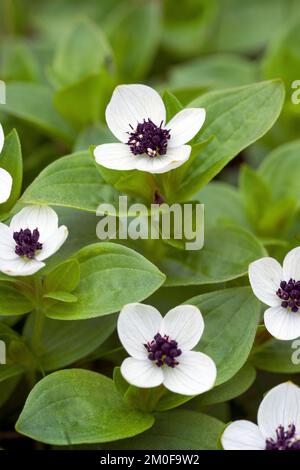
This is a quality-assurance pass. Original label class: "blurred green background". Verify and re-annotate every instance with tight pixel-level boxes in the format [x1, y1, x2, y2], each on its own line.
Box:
[0, 0, 300, 188]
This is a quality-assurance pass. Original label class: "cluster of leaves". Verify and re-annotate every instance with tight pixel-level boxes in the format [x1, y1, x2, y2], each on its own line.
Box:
[0, 0, 300, 450]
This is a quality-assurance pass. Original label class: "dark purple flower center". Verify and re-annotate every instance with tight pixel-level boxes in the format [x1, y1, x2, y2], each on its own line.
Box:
[144, 333, 182, 368]
[266, 424, 300, 450]
[276, 279, 300, 312]
[127, 119, 170, 158]
[13, 228, 43, 259]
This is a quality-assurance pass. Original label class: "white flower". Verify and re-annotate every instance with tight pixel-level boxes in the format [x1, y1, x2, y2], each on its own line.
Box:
[117, 303, 216, 396]
[94, 84, 206, 174]
[0, 124, 12, 204]
[249, 247, 300, 340]
[0, 205, 68, 276]
[222, 382, 300, 450]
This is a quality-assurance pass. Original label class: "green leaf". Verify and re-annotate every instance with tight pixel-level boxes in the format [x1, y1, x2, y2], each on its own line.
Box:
[177, 80, 284, 200]
[3, 82, 75, 143]
[0, 129, 23, 213]
[167, 136, 215, 194]
[209, 0, 292, 53]
[0, 375, 20, 408]
[113, 171, 157, 203]
[252, 338, 300, 373]
[0, 364, 25, 383]
[155, 390, 194, 412]
[53, 71, 115, 127]
[169, 54, 258, 90]
[41, 207, 99, 271]
[95, 157, 157, 203]
[44, 259, 80, 293]
[19, 151, 120, 213]
[196, 364, 256, 406]
[16, 369, 155, 445]
[187, 287, 261, 385]
[155, 365, 256, 411]
[113, 367, 130, 397]
[196, 182, 249, 230]
[160, 225, 266, 286]
[105, 1, 161, 81]
[262, 18, 300, 91]
[51, 18, 113, 87]
[73, 123, 114, 152]
[109, 410, 224, 450]
[43, 291, 77, 303]
[0, 39, 40, 82]
[239, 164, 272, 228]
[162, 0, 217, 57]
[259, 139, 300, 202]
[0, 323, 35, 376]
[0, 285, 33, 316]
[23, 315, 116, 371]
[257, 140, 300, 235]
[44, 243, 165, 320]
[258, 198, 298, 237]
[163, 90, 183, 122]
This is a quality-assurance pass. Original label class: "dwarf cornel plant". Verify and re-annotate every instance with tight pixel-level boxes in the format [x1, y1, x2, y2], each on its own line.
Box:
[0, 0, 300, 451]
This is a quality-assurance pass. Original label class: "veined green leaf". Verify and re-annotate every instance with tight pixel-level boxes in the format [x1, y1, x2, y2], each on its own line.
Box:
[45, 243, 165, 320]
[16, 369, 155, 445]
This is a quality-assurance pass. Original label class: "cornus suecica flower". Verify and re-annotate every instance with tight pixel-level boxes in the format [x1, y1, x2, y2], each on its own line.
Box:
[0, 205, 68, 276]
[0, 124, 12, 204]
[94, 84, 206, 174]
[117, 303, 217, 396]
[222, 382, 300, 451]
[249, 247, 300, 340]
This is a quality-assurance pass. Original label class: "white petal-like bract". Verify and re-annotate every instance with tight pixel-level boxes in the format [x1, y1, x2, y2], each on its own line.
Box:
[160, 305, 204, 351]
[264, 306, 300, 341]
[167, 108, 206, 147]
[106, 84, 166, 143]
[257, 382, 300, 440]
[0, 124, 4, 153]
[248, 257, 282, 307]
[0, 223, 16, 260]
[10, 205, 59, 242]
[283, 247, 300, 282]
[135, 145, 191, 174]
[162, 351, 216, 396]
[117, 303, 162, 360]
[221, 421, 265, 450]
[120, 357, 164, 388]
[94, 143, 137, 170]
[0, 257, 45, 277]
[0, 168, 12, 204]
[35, 225, 68, 261]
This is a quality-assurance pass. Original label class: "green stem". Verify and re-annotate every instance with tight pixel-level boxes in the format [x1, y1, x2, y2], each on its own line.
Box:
[30, 277, 45, 353]
[139, 385, 166, 412]
[30, 307, 45, 353]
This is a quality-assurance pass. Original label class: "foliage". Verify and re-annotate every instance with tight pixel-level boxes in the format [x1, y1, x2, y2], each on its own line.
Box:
[0, 0, 299, 451]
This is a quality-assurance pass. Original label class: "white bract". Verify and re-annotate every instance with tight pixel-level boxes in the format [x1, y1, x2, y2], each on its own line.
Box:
[222, 382, 300, 451]
[0, 205, 68, 276]
[249, 247, 300, 340]
[117, 303, 216, 396]
[94, 84, 206, 174]
[0, 123, 13, 204]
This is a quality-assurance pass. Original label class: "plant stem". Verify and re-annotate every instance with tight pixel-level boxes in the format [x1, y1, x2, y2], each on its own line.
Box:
[30, 307, 45, 353]
[30, 277, 44, 353]
[140, 385, 165, 412]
